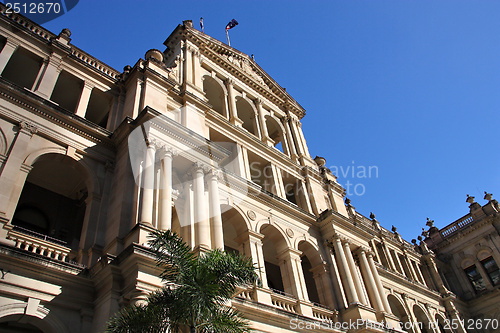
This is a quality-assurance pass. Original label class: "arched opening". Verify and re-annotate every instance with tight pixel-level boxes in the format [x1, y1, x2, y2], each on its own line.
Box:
[388, 294, 410, 332]
[265, 116, 285, 153]
[203, 76, 226, 117]
[260, 224, 288, 294]
[298, 241, 324, 305]
[435, 314, 452, 333]
[12, 154, 89, 251]
[0, 314, 57, 333]
[221, 206, 248, 255]
[236, 98, 258, 136]
[413, 304, 432, 333]
[0, 321, 44, 332]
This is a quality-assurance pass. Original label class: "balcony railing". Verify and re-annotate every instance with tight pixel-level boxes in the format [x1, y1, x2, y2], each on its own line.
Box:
[440, 214, 474, 238]
[7, 226, 73, 263]
[311, 303, 337, 322]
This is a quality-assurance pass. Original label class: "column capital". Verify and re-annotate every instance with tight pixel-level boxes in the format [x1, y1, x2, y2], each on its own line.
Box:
[157, 145, 178, 159]
[255, 98, 263, 106]
[225, 77, 234, 86]
[19, 121, 38, 136]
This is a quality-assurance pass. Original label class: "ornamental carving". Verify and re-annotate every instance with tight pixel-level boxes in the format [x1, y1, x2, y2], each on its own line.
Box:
[247, 210, 256, 221]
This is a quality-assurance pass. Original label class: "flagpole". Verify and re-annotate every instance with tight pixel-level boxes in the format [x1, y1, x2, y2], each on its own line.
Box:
[226, 29, 230, 47]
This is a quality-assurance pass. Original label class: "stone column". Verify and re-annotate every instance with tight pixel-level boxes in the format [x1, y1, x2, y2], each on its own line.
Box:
[34, 52, 63, 98]
[192, 49, 202, 89]
[393, 250, 405, 275]
[382, 242, 396, 271]
[311, 264, 336, 308]
[358, 249, 385, 312]
[370, 239, 382, 263]
[367, 252, 391, 313]
[255, 99, 272, 145]
[241, 231, 268, 288]
[208, 169, 223, 249]
[140, 142, 156, 225]
[0, 122, 37, 221]
[406, 256, 419, 282]
[270, 164, 286, 199]
[184, 44, 193, 85]
[0, 39, 18, 74]
[225, 79, 241, 126]
[332, 237, 359, 305]
[344, 242, 368, 305]
[415, 263, 427, 285]
[158, 148, 174, 231]
[193, 163, 210, 251]
[327, 246, 348, 309]
[277, 248, 310, 301]
[283, 116, 299, 162]
[75, 81, 94, 117]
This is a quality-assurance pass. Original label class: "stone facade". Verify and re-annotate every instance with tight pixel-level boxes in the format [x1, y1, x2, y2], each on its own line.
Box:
[0, 7, 490, 333]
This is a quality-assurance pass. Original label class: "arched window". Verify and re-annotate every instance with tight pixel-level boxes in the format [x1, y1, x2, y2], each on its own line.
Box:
[236, 98, 258, 136]
[203, 76, 226, 117]
[265, 116, 285, 154]
[260, 224, 287, 294]
[13, 153, 88, 249]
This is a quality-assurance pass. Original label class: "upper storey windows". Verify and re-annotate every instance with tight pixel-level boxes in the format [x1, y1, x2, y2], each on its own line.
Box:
[202, 73, 295, 159]
[2, 46, 42, 89]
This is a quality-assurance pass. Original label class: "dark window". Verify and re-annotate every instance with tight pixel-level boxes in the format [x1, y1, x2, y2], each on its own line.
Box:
[481, 257, 500, 286]
[1, 47, 42, 89]
[464, 265, 486, 292]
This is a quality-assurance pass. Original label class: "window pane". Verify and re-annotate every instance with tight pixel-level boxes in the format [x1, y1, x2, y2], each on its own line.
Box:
[464, 265, 486, 292]
[481, 257, 500, 286]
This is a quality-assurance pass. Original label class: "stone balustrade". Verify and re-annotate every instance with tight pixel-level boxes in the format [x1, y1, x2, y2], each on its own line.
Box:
[270, 291, 298, 313]
[7, 227, 71, 262]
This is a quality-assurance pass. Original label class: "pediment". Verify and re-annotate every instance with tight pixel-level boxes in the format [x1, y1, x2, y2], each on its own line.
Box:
[163, 24, 306, 118]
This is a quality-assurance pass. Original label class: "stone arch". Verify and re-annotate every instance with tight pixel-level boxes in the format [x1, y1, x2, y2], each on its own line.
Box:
[435, 313, 452, 333]
[203, 75, 228, 118]
[236, 96, 259, 137]
[0, 127, 7, 156]
[0, 302, 69, 333]
[265, 115, 287, 154]
[413, 304, 433, 333]
[298, 239, 326, 305]
[476, 246, 493, 261]
[221, 204, 251, 254]
[259, 223, 290, 293]
[14, 151, 97, 253]
[387, 294, 411, 331]
[24, 147, 99, 195]
[460, 255, 475, 269]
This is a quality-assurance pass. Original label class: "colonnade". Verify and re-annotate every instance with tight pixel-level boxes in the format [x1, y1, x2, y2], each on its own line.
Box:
[330, 235, 391, 313]
[137, 141, 224, 251]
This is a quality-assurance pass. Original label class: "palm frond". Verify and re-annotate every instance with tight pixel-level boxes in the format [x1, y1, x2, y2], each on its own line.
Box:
[148, 229, 196, 283]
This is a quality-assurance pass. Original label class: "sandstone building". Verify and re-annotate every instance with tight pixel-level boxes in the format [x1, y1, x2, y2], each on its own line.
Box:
[0, 6, 495, 332]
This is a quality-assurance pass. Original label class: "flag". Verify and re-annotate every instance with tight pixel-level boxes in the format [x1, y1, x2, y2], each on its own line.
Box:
[225, 19, 238, 31]
[200, 17, 204, 32]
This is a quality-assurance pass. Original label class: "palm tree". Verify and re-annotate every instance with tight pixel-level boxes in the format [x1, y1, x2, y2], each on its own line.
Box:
[105, 229, 258, 333]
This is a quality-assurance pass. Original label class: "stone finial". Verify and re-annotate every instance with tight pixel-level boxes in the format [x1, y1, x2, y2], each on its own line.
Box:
[426, 218, 434, 228]
[411, 239, 417, 245]
[345, 197, 351, 205]
[183, 20, 193, 28]
[417, 235, 423, 241]
[484, 191, 493, 202]
[123, 65, 132, 74]
[391, 225, 397, 233]
[314, 156, 326, 167]
[421, 228, 429, 238]
[466, 194, 475, 204]
[145, 49, 164, 62]
[59, 28, 71, 38]
[370, 212, 376, 220]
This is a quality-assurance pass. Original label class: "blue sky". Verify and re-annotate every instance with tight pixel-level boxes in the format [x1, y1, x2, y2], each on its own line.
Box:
[39, 0, 500, 241]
